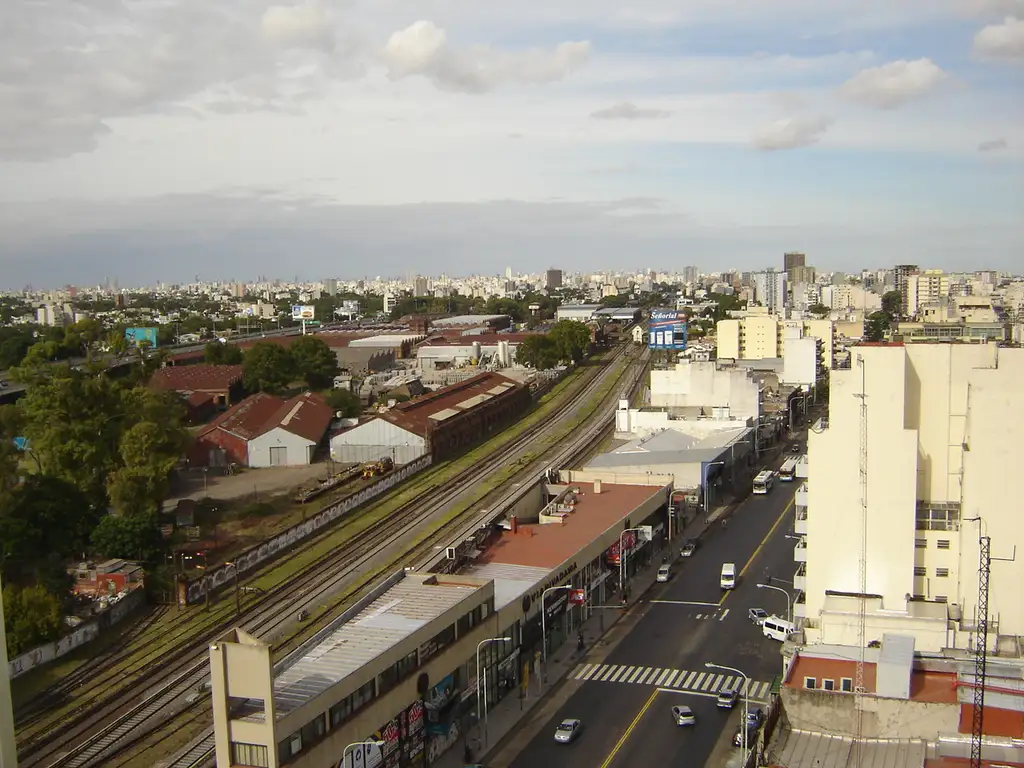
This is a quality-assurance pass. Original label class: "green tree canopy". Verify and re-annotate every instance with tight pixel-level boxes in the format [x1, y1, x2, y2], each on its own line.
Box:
[90, 511, 166, 563]
[204, 341, 244, 365]
[513, 335, 560, 370]
[323, 388, 363, 418]
[290, 336, 341, 389]
[2, 583, 64, 657]
[881, 290, 903, 320]
[807, 303, 830, 317]
[864, 311, 891, 342]
[243, 342, 296, 393]
[548, 320, 592, 364]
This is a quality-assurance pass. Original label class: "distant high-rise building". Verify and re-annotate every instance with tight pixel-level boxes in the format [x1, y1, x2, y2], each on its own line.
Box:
[784, 252, 806, 284]
[413, 277, 429, 296]
[894, 264, 920, 316]
[683, 266, 698, 285]
[324, 278, 338, 296]
[546, 268, 563, 290]
[753, 268, 787, 313]
[505, 266, 513, 280]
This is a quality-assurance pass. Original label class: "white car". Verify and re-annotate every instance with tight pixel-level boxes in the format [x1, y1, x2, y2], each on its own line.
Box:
[656, 564, 672, 582]
[554, 718, 583, 744]
[671, 705, 696, 726]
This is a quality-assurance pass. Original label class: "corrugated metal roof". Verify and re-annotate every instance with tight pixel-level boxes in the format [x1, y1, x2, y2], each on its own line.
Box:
[457, 394, 492, 410]
[773, 729, 926, 768]
[461, 562, 550, 610]
[272, 576, 482, 715]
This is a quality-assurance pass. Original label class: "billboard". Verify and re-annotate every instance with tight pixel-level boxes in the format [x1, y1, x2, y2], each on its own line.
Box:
[125, 327, 159, 348]
[648, 310, 688, 350]
[291, 305, 315, 320]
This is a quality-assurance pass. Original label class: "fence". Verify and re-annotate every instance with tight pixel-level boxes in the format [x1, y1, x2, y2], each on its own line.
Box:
[182, 454, 433, 605]
[7, 587, 146, 680]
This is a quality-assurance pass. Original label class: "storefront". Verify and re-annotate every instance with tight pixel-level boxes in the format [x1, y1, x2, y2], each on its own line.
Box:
[343, 698, 426, 768]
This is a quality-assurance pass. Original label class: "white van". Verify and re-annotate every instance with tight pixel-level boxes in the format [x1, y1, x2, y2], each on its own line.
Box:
[762, 615, 796, 641]
[720, 563, 736, 590]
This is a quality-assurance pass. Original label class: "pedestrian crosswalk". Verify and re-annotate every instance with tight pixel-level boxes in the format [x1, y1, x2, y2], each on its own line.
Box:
[568, 663, 772, 700]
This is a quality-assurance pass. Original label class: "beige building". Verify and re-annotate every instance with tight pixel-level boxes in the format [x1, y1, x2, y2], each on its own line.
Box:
[717, 316, 835, 369]
[905, 269, 950, 317]
[798, 343, 1024, 656]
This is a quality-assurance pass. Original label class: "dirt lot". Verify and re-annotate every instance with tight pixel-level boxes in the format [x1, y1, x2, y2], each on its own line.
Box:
[165, 463, 332, 506]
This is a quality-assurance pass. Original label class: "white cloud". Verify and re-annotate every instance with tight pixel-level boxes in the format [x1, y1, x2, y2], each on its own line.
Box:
[382, 20, 591, 93]
[973, 16, 1024, 60]
[590, 102, 672, 119]
[752, 115, 833, 150]
[978, 137, 1009, 150]
[839, 58, 948, 109]
[261, 3, 335, 50]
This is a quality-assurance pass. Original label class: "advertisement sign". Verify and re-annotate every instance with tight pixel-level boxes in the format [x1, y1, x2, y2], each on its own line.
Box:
[568, 589, 586, 606]
[291, 305, 316, 320]
[648, 309, 688, 350]
[125, 327, 159, 348]
[606, 532, 637, 565]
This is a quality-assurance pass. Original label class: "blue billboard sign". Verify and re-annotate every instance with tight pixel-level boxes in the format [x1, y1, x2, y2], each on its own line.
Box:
[648, 310, 688, 350]
[125, 327, 159, 348]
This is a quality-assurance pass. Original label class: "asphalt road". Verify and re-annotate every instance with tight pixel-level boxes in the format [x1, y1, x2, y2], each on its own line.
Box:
[503, 453, 802, 768]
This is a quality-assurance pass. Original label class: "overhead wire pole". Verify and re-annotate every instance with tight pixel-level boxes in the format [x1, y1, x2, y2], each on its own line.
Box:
[851, 354, 869, 767]
[970, 534, 991, 768]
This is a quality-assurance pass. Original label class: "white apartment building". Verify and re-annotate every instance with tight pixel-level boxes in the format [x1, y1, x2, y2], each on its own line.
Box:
[753, 269, 787, 313]
[820, 284, 882, 313]
[905, 270, 950, 317]
[648, 360, 763, 421]
[799, 343, 1024, 655]
[716, 316, 835, 369]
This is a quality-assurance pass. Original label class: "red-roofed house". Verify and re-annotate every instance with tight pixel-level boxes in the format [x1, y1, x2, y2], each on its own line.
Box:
[189, 392, 332, 468]
[150, 364, 245, 408]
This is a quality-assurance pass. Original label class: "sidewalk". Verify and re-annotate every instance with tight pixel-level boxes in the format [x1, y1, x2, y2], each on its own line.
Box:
[431, 510, 721, 768]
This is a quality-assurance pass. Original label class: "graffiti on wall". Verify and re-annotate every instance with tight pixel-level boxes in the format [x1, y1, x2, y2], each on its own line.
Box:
[184, 455, 433, 605]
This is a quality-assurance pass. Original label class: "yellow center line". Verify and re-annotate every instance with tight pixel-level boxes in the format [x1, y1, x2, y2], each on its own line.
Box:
[718, 497, 795, 606]
[598, 687, 660, 768]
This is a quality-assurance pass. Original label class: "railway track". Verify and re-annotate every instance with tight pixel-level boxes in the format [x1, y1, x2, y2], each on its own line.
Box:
[22, 341, 644, 768]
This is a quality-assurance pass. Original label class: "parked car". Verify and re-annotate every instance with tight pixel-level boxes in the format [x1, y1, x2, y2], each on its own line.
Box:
[680, 539, 698, 557]
[748, 608, 768, 625]
[716, 688, 739, 709]
[671, 705, 696, 726]
[656, 564, 672, 582]
[788, 443, 801, 454]
[746, 707, 765, 727]
[554, 718, 583, 744]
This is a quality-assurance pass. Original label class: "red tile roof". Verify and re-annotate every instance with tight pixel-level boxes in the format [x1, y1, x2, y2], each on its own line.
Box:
[479, 482, 663, 569]
[198, 392, 331, 444]
[150, 364, 243, 392]
[198, 393, 284, 441]
[380, 372, 524, 437]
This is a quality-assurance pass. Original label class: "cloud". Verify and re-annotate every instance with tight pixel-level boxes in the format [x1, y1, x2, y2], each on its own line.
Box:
[977, 137, 1009, 151]
[382, 20, 591, 93]
[261, 3, 335, 50]
[973, 16, 1024, 60]
[590, 102, 672, 120]
[752, 115, 833, 150]
[839, 58, 948, 108]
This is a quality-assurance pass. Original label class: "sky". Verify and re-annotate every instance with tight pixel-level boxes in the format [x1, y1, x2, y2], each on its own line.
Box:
[0, 0, 1022, 288]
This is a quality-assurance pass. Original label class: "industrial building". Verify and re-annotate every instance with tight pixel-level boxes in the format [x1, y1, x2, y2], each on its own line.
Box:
[149, 363, 245, 408]
[798, 343, 1024, 657]
[208, 471, 671, 768]
[190, 392, 332, 468]
[556, 305, 602, 322]
[428, 315, 511, 335]
[330, 372, 529, 465]
[415, 333, 534, 371]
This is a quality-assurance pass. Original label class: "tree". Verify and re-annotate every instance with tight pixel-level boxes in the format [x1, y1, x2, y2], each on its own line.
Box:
[548, 320, 592, 364]
[204, 341, 243, 365]
[90, 511, 166, 563]
[807, 303, 830, 318]
[290, 336, 341, 389]
[243, 342, 296, 393]
[323, 388, 363, 418]
[864, 311, 890, 342]
[514, 335, 560, 370]
[881, 290, 903, 320]
[2, 583, 64, 657]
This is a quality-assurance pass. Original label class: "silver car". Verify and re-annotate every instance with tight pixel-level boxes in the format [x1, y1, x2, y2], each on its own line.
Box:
[671, 705, 696, 726]
[656, 564, 672, 582]
[554, 718, 583, 744]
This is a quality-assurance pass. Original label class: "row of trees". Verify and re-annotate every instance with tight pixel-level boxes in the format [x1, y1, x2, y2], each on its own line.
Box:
[511, 321, 593, 370]
[205, 336, 343, 394]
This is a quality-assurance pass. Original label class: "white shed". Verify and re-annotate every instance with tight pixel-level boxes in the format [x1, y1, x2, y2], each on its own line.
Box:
[330, 417, 427, 465]
[249, 427, 317, 468]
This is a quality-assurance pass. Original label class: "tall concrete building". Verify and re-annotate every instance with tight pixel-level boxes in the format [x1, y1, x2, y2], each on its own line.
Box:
[799, 343, 1024, 655]
[683, 265, 698, 285]
[546, 268, 563, 290]
[905, 269, 950, 317]
[753, 268, 787, 313]
[413, 276, 429, 297]
[0, 577, 16, 768]
[324, 278, 338, 297]
[784, 252, 806, 283]
[894, 264, 920, 316]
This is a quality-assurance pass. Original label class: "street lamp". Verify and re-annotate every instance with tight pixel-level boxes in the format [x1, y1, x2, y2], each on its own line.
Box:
[618, 527, 648, 604]
[342, 739, 385, 765]
[702, 461, 725, 517]
[541, 586, 573, 680]
[706, 661, 750, 761]
[789, 393, 808, 434]
[757, 582, 792, 623]
[476, 636, 511, 746]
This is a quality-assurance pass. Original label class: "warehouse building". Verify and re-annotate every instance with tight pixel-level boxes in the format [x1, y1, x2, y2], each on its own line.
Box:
[149, 364, 245, 408]
[330, 372, 529, 465]
[429, 314, 511, 335]
[556, 304, 601, 322]
[415, 333, 540, 371]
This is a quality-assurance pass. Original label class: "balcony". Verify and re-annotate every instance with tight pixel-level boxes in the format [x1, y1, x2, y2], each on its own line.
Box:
[793, 538, 808, 563]
[794, 590, 806, 619]
[794, 563, 806, 592]
[795, 482, 809, 511]
[794, 507, 808, 535]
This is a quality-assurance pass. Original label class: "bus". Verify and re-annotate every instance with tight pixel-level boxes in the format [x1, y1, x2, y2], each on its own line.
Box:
[752, 470, 775, 495]
[778, 458, 798, 482]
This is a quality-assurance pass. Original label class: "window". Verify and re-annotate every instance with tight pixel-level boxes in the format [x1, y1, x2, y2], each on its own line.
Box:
[378, 665, 398, 696]
[299, 715, 326, 749]
[397, 649, 418, 681]
[915, 539, 927, 548]
[823, 679, 835, 691]
[231, 742, 269, 767]
[937, 539, 951, 549]
[935, 568, 949, 577]
[278, 733, 303, 762]
[804, 677, 817, 689]
[352, 680, 375, 712]
[841, 678, 853, 692]
[913, 566, 926, 576]
[329, 696, 351, 727]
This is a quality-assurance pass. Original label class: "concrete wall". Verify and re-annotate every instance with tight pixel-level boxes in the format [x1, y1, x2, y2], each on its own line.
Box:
[782, 336, 818, 388]
[649, 361, 761, 420]
[781, 687, 959, 740]
[249, 428, 315, 468]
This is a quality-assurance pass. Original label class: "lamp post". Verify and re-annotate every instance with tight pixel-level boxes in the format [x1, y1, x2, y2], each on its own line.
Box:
[476, 636, 511, 747]
[223, 561, 241, 617]
[757, 582, 792, 623]
[342, 739, 385, 766]
[702, 461, 725, 518]
[707, 661, 750, 762]
[541, 586, 573, 681]
[789, 393, 808, 434]
[618, 527, 647, 604]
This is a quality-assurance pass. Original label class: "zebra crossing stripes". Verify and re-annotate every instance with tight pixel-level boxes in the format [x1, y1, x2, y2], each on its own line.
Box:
[569, 662, 772, 700]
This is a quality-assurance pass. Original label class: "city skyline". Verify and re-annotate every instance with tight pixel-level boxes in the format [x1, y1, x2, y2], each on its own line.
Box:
[1, 1, 1021, 286]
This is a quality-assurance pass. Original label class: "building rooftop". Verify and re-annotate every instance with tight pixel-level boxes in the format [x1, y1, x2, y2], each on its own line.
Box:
[198, 391, 331, 443]
[585, 426, 750, 470]
[479, 481, 664, 569]
[150, 364, 243, 392]
[459, 562, 551, 610]
[199, 392, 284, 441]
[419, 333, 540, 347]
[347, 333, 424, 347]
[430, 314, 508, 327]
[771, 728, 927, 768]
[379, 372, 521, 437]
[268, 572, 487, 717]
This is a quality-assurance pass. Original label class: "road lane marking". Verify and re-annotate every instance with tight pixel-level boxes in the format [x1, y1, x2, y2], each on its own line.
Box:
[700, 674, 716, 691]
[719, 496, 794, 607]
[724, 675, 737, 691]
[574, 663, 595, 680]
[693, 672, 706, 689]
[636, 667, 655, 684]
[681, 671, 696, 688]
[609, 666, 629, 682]
[597, 666, 617, 681]
[649, 600, 721, 607]
[598, 687, 660, 768]
[720, 608, 730, 621]
[626, 667, 643, 683]
[655, 669, 672, 686]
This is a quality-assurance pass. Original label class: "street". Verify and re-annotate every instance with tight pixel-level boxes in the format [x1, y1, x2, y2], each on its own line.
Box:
[499, 459, 801, 768]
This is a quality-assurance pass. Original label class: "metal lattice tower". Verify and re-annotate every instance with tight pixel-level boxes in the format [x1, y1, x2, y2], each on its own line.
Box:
[850, 355, 869, 767]
[970, 535, 991, 768]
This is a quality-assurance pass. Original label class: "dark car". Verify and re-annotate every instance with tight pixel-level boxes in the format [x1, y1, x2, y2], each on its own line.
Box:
[788, 443, 801, 454]
[746, 707, 765, 727]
